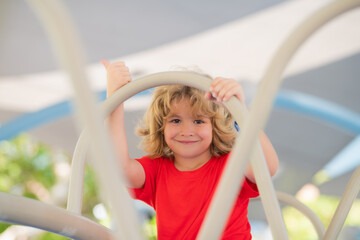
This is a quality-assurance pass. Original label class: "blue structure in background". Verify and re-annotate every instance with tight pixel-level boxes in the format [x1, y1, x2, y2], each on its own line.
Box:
[1, 89, 359, 184]
[274, 90, 360, 185]
[275, 90, 360, 134]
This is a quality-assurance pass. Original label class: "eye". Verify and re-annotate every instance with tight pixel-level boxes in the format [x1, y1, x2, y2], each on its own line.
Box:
[194, 120, 204, 124]
[170, 119, 181, 123]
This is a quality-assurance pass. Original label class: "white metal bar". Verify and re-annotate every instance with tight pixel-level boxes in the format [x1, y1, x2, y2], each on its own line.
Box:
[19, 0, 360, 239]
[68, 71, 248, 239]
[0, 192, 114, 240]
[66, 72, 219, 212]
[275, 192, 326, 238]
[68, 72, 235, 209]
[252, 191, 326, 238]
[198, 0, 360, 239]
[323, 166, 360, 240]
[67, 131, 88, 213]
[25, 1, 142, 239]
[250, 143, 288, 237]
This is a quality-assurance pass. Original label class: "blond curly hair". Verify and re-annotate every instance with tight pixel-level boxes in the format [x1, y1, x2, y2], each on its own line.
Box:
[136, 84, 237, 158]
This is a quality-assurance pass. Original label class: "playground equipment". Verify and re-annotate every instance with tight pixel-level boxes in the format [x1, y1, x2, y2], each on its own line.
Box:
[0, 0, 359, 239]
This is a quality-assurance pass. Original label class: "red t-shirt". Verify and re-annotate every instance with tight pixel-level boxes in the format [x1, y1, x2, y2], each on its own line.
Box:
[129, 153, 259, 240]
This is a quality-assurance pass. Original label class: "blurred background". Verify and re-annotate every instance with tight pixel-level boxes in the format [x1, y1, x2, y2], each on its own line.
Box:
[0, 0, 359, 239]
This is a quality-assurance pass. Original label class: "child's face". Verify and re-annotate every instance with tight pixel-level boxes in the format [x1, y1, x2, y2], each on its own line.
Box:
[164, 98, 213, 163]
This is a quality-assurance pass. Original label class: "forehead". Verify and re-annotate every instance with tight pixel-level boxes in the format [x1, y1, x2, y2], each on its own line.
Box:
[169, 98, 208, 118]
[169, 98, 191, 112]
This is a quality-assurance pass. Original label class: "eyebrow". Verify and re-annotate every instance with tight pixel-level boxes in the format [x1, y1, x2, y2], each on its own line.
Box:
[167, 113, 208, 119]
[194, 113, 208, 118]
[167, 113, 180, 118]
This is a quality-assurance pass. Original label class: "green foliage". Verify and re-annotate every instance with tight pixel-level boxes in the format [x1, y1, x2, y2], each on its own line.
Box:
[0, 133, 156, 240]
[0, 134, 56, 195]
[0, 134, 100, 239]
[35, 232, 70, 240]
[283, 194, 360, 239]
[82, 166, 100, 218]
[143, 216, 157, 240]
[0, 223, 10, 234]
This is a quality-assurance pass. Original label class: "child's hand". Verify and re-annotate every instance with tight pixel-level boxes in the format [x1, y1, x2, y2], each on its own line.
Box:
[205, 77, 247, 109]
[100, 59, 131, 97]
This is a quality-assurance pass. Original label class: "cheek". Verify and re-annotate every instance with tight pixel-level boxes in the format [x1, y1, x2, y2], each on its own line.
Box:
[201, 125, 213, 142]
[208, 131, 213, 143]
[163, 124, 172, 142]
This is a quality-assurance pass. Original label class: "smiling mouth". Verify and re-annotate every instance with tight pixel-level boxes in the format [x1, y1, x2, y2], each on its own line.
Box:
[177, 140, 198, 145]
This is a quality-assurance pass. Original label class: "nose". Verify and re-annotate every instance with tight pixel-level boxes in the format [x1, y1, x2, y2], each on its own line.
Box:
[180, 122, 194, 137]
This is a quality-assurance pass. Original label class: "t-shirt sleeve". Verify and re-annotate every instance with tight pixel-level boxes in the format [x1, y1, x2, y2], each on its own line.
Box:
[128, 156, 159, 207]
[240, 178, 259, 199]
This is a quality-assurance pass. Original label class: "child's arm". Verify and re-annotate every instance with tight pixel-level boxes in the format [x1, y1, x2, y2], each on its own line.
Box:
[205, 77, 279, 183]
[101, 60, 145, 189]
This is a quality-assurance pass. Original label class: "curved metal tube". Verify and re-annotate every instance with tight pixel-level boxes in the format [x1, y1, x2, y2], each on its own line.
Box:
[67, 131, 89, 212]
[252, 191, 326, 238]
[323, 165, 360, 240]
[68, 71, 285, 239]
[25, 0, 141, 239]
[0, 192, 114, 240]
[275, 192, 326, 238]
[6, 0, 359, 239]
[198, 0, 360, 239]
[67, 72, 241, 211]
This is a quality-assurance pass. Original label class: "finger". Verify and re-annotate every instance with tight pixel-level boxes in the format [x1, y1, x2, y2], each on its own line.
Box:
[211, 78, 234, 99]
[222, 86, 242, 102]
[224, 84, 245, 102]
[217, 82, 239, 102]
[212, 78, 244, 102]
[100, 59, 110, 69]
[204, 92, 216, 101]
[210, 77, 226, 90]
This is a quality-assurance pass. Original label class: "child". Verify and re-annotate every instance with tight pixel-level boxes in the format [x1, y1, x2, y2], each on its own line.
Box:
[101, 60, 279, 240]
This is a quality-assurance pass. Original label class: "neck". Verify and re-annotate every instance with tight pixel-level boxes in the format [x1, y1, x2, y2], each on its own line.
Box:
[173, 154, 212, 171]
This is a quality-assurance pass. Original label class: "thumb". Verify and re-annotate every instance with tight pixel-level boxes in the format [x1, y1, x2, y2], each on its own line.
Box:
[100, 59, 110, 69]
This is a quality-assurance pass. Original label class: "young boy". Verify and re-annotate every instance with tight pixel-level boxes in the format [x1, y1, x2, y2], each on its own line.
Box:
[101, 60, 278, 239]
